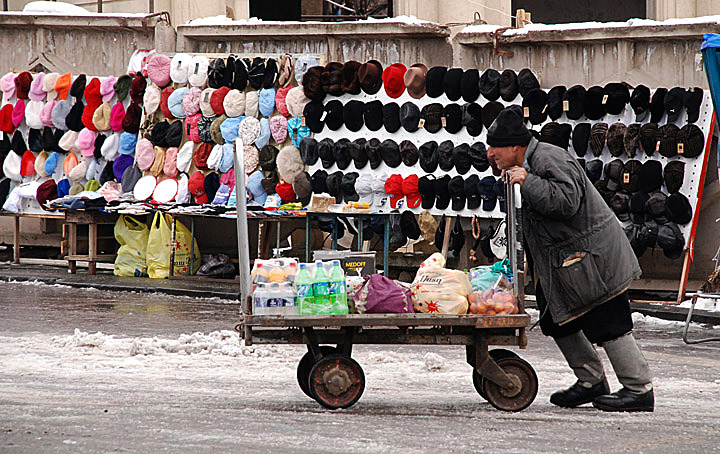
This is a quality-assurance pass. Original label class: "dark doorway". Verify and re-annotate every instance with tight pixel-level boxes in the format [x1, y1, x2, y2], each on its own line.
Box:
[511, 0, 645, 24]
[250, 0, 302, 21]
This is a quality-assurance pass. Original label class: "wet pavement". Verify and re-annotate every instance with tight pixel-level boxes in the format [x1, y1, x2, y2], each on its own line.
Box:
[1, 281, 720, 453]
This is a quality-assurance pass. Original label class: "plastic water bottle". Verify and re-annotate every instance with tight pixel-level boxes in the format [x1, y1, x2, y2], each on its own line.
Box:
[295, 263, 315, 315]
[329, 260, 348, 315]
[312, 261, 332, 315]
[252, 262, 269, 294]
[265, 282, 285, 315]
[253, 283, 268, 315]
[278, 283, 298, 315]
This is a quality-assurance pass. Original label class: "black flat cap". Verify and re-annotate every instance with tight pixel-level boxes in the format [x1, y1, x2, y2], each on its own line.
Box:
[453, 143, 472, 175]
[332, 138, 351, 170]
[606, 122, 627, 157]
[399, 140, 418, 167]
[419, 141, 438, 173]
[343, 100, 364, 132]
[469, 142, 489, 172]
[517, 68, 540, 98]
[341, 172, 360, 202]
[499, 69, 519, 101]
[425, 67, 447, 98]
[650, 88, 667, 123]
[563, 85, 586, 120]
[348, 140, 367, 169]
[443, 68, 463, 101]
[461, 69, 480, 103]
[546, 85, 566, 121]
[382, 102, 401, 133]
[420, 103, 443, 133]
[363, 100, 383, 131]
[664, 87, 686, 123]
[585, 159, 603, 183]
[638, 160, 663, 193]
[380, 139, 401, 168]
[665, 192, 692, 225]
[664, 160, 685, 193]
[437, 140, 454, 172]
[584, 86, 606, 120]
[318, 137, 335, 168]
[522, 88, 548, 125]
[603, 82, 630, 115]
[639, 123, 660, 156]
[303, 100, 324, 133]
[571, 122, 591, 157]
[658, 123, 680, 158]
[479, 69, 501, 101]
[326, 170, 344, 203]
[676, 123, 704, 158]
[366, 138, 382, 169]
[324, 99, 344, 131]
[400, 102, 421, 133]
[684, 87, 703, 123]
[311, 168, 328, 194]
[630, 85, 651, 122]
[434, 175, 451, 210]
[462, 102, 483, 136]
[443, 104, 463, 134]
[481, 101, 504, 128]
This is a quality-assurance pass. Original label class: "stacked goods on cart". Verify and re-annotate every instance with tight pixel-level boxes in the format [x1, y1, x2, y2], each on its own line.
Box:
[251, 258, 298, 315]
[349, 274, 414, 314]
[294, 260, 349, 315]
[411, 253, 473, 314]
[467, 259, 518, 315]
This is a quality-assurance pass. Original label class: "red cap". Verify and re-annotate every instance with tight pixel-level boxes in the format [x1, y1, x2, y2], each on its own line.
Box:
[0, 104, 14, 133]
[193, 142, 212, 170]
[384, 174, 404, 209]
[382, 63, 407, 99]
[14, 71, 33, 100]
[81, 102, 99, 131]
[84, 78, 102, 106]
[20, 149, 36, 177]
[210, 86, 230, 116]
[160, 86, 175, 119]
[401, 174, 420, 208]
[276, 180, 296, 202]
[188, 171, 208, 204]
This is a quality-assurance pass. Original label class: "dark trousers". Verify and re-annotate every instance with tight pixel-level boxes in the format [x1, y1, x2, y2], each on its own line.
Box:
[536, 283, 634, 344]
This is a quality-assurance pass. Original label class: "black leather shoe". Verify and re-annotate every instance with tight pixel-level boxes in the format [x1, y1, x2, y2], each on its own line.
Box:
[550, 379, 610, 408]
[592, 387, 654, 412]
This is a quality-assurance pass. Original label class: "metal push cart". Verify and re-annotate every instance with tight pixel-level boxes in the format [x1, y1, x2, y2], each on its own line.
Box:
[235, 176, 538, 412]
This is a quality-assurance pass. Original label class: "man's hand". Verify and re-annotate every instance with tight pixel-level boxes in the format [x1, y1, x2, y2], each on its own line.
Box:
[504, 166, 528, 185]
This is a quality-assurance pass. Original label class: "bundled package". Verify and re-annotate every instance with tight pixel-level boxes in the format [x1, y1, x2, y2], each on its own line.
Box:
[411, 253, 472, 314]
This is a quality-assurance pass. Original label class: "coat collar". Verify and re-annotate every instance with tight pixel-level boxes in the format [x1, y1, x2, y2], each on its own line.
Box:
[522, 137, 539, 170]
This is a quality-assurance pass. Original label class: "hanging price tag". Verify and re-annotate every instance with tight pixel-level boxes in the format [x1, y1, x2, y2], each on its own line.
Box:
[602, 95, 609, 105]
[655, 141, 661, 153]
[301, 116, 306, 127]
[563, 100, 570, 111]
[441, 117, 447, 127]
[523, 107, 530, 118]
[204, 92, 211, 102]
[319, 111, 327, 121]
[623, 172, 630, 184]
[541, 105, 547, 114]
[418, 118, 425, 129]
[678, 143, 684, 154]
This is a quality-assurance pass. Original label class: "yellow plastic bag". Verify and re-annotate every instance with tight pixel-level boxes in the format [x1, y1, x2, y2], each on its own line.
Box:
[113, 215, 149, 277]
[146, 212, 201, 279]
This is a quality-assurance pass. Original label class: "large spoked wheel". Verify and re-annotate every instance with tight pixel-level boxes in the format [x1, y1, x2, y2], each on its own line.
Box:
[472, 349, 521, 401]
[482, 356, 538, 412]
[308, 354, 365, 410]
[297, 346, 337, 398]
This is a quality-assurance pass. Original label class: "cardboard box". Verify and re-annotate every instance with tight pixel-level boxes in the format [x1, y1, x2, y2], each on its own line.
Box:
[313, 251, 376, 276]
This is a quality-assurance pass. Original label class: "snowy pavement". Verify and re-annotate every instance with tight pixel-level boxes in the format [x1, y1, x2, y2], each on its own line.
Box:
[1, 281, 720, 453]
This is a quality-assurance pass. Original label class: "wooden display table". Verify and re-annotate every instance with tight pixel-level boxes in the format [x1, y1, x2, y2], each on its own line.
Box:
[0, 212, 65, 264]
[64, 210, 119, 274]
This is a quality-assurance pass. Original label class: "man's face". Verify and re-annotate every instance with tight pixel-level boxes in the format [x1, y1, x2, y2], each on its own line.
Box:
[487, 145, 523, 170]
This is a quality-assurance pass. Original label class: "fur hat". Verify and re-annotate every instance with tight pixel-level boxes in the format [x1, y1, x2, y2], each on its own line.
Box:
[170, 53, 192, 85]
[223, 89, 246, 118]
[25, 100, 44, 129]
[188, 55, 209, 87]
[29, 72, 46, 102]
[284, 86, 309, 118]
[182, 87, 201, 116]
[147, 53, 172, 87]
[43, 72, 60, 101]
[276, 144, 303, 184]
[41, 99, 56, 127]
[92, 102, 112, 131]
[100, 76, 117, 103]
[269, 115, 288, 144]
[109, 102, 125, 132]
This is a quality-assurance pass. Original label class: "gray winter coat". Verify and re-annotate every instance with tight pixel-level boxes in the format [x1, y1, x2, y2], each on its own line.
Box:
[520, 138, 641, 324]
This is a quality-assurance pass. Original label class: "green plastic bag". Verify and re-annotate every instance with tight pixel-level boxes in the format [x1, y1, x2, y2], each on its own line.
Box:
[468, 258, 513, 292]
[113, 215, 149, 277]
[146, 212, 201, 279]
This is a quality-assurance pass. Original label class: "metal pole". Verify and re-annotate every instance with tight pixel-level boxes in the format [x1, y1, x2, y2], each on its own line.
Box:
[3, 0, 8, 12]
[234, 138, 251, 313]
[383, 215, 389, 275]
[97, 0, 102, 13]
[148, 0, 154, 13]
[305, 215, 311, 263]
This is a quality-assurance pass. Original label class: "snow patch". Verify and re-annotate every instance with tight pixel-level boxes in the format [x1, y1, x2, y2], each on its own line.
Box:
[186, 14, 434, 27]
[423, 352, 445, 371]
[679, 297, 720, 312]
[23, 1, 92, 15]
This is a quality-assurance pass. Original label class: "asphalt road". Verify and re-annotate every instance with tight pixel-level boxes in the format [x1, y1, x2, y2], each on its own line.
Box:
[1, 281, 719, 454]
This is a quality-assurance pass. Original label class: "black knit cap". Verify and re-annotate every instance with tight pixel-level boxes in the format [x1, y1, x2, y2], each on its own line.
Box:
[366, 138, 382, 169]
[400, 102, 421, 133]
[299, 137, 318, 165]
[499, 69, 518, 101]
[443, 104, 463, 134]
[584, 86, 607, 120]
[664, 160, 684, 193]
[460, 69, 480, 103]
[311, 169, 328, 194]
[522, 88, 548, 125]
[324, 100, 343, 131]
[28, 128, 42, 153]
[469, 142, 489, 171]
[363, 100, 383, 131]
[638, 160, 663, 193]
[318, 137, 334, 169]
[665, 192, 692, 225]
[479, 69, 501, 101]
[399, 140, 418, 167]
[650, 88, 667, 123]
[419, 103, 443, 133]
[425, 67, 447, 98]
[303, 100, 324, 134]
[380, 139, 401, 168]
[332, 138, 351, 170]
[517, 68, 540, 98]
[486, 106, 532, 147]
[546, 85, 566, 121]
[658, 123, 680, 158]
[434, 175, 451, 210]
[382, 102, 401, 133]
[563, 85, 586, 120]
[343, 100, 364, 132]
[630, 85, 651, 122]
[676, 123, 704, 158]
[571, 122, 591, 157]
[443, 68, 463, 101]
[438, 140, 454, 172]
[453, 143, 472, 175]
[603, 82, 630, 115]
[684, 87, 703, 123]
[419, 141, 438, 173]
[664, 87, 686, 123]
[639, 122, 660, 156]
[462, 102, 483, 136]
[481, 101, 504, 128]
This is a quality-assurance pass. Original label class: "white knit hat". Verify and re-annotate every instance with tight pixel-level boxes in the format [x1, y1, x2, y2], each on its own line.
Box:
[176, 141, 194, 173]
[170, 53, 192, 85]
[223, 89, 246, 118]
[188, 55, 209, 88]
[207, 143, 223, 170]
[101, 132, 120, 160]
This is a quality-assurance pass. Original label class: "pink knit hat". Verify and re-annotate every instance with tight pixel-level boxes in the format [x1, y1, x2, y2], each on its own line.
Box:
[147, 54, 172, 88]
[182, 87, 201, 116]
[1, 72, 17, 103]
[135, 138, 154, 170]
[41, 99, 57, 127]
[109, 102, 125, 132]
[163, 146, 178, 178]
[269, 115, 288, 144]
[275, 85, 294, 117]
[100, 76, 117, 103]
[220, 167, 235, 191]
[11, 99, 25, 128]
[28, 72, 46, 102]
[76, 128, 97, 157]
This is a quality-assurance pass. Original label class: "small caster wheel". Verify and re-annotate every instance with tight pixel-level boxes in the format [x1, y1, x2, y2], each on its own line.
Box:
[472, 349, 521, 401]
[297, 346, 337, 398]
[482, 356, 538, 412]
[309, 354, 365, 410]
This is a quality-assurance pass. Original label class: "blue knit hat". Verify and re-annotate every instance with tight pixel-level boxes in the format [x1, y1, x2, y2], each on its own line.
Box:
[118, 132, 137, 155]
[258, 88, 276, 117]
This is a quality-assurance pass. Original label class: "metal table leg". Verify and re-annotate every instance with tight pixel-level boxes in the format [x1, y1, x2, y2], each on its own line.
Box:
[357, 218, 364, 249]
[189, 217, 195, 275]
[169, 214, 177, 277]
[383, 216, 389, 275]
[683, 294, 720, 344]
[332, 217, 338, 250]
[305, 215, 311, 263]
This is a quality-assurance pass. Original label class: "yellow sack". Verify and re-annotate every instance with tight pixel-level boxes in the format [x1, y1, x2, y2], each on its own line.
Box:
[146, 212, 201, 279]
[411, 253, 472, 314]
[113, 215, 149, 277]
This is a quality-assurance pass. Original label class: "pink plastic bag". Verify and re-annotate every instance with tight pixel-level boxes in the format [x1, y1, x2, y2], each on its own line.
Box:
[354, 274, 414, 314]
